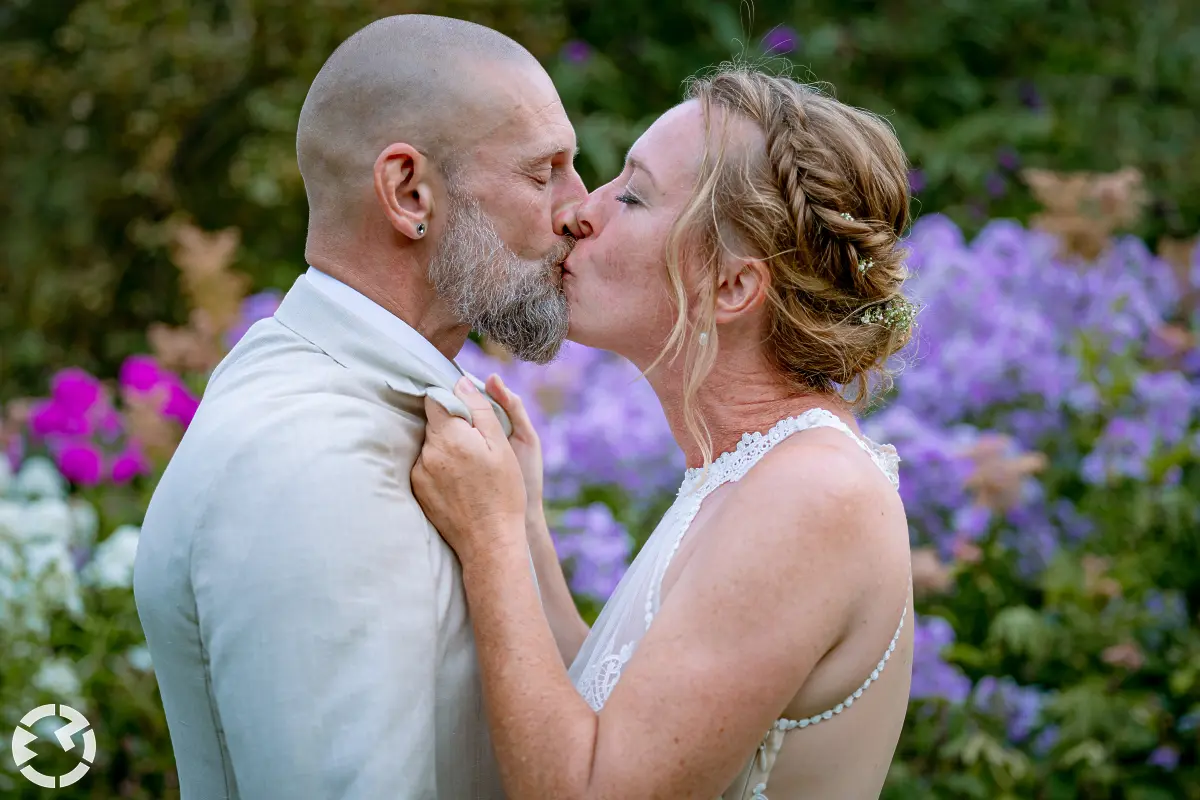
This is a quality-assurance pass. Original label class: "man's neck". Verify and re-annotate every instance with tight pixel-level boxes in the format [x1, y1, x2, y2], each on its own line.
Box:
[307, 254, 470, 361]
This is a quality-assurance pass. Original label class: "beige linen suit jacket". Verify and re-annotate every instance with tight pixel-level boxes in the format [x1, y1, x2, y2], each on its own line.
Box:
[133, 273, 514, 799]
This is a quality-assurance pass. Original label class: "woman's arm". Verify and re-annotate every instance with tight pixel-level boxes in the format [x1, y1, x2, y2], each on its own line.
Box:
[482, 373, 590, 664]
[526, 503, 591, 665]
[413, 380, 910, 799]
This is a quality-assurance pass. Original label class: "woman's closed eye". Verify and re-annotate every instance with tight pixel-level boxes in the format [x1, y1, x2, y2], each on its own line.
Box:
[615, 188, 643, 206]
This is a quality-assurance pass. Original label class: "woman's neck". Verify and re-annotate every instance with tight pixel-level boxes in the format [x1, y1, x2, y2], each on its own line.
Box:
[641, 345, 856, 470]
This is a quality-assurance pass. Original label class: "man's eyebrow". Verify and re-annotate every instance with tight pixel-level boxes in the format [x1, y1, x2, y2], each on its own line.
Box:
[520, 145, 580, 170]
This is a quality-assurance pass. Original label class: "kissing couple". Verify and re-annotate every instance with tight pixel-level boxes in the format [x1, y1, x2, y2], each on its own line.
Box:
[134, 13, 916, 800]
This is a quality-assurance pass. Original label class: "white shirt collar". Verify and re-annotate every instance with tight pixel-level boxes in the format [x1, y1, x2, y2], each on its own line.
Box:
[304, 266, 463, 387]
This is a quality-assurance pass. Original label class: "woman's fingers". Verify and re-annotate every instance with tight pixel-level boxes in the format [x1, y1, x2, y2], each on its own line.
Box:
[452, 377, 507, 445]
[486, 374, 536, 438]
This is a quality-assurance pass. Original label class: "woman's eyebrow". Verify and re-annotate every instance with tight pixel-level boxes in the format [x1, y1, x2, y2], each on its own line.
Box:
[625, 154, 659, 192]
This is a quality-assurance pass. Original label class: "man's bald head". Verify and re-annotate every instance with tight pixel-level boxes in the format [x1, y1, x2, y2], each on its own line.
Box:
[297, 15, 587, 365]
[297, 15, 542, 227]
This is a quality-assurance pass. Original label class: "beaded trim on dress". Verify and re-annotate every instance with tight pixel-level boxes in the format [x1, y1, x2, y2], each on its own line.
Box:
[573, 408, 904, 719]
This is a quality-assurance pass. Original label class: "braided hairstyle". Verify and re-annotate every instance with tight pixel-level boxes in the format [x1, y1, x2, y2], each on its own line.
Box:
[654, 64, 915, 471]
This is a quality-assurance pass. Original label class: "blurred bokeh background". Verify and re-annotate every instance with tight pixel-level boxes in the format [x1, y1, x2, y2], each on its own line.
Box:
[2, 1, 1199, 797]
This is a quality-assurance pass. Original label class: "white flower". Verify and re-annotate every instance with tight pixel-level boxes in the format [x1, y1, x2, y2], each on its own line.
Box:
[82, 524, 140, 590]
[27, 539, 84, 619]
[126, 644, 153, 672]
[0, 499, 23, 537]
[69, 499, 99, 549]
[32, 657, 83, 705]
[12, 456, 67, 499]
[15, 497, 75, 545]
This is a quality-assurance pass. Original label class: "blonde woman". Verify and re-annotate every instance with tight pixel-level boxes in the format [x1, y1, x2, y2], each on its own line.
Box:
[412, 65, 917, 799]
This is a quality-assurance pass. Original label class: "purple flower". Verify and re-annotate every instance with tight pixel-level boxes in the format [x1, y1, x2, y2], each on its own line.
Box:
[1177, 710, 1200, 733]
[554, 503, 633, 601]
[1082, 417, 1156, 485]
[761, 26, 800, 54]
[1148, 745, 1180, 771]
[55, 441, 104, 486]
[1032, 725, 1059, 755]
[952, 504, 992, 542]
[224, 290, 282, 350]
[560, 40, 592, 65]
[908, 168, 926, 194]
[1133, 371, 1196, 448]
[910, 616, 972, 703]
[985, 172, 1007, 198]
[1018, 80, 1044, 110]
[456, 339, 681, 502]
[1144, 590, 1188, 630]
[997, 147, 1021, 171]
[973, 675, 1047, 742]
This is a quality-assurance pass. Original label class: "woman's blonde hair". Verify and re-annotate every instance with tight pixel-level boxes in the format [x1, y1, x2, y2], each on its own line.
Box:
[646, 64, 916, 472]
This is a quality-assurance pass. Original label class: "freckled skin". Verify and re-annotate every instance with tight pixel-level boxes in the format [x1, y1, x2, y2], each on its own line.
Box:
[412, 99, 914, 799]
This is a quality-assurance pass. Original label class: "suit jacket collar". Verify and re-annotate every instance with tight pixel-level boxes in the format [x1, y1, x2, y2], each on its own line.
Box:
[272, 273, 513, 436]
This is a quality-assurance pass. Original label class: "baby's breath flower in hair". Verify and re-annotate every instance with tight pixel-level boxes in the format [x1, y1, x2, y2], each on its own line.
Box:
[861, 296, 918, 330]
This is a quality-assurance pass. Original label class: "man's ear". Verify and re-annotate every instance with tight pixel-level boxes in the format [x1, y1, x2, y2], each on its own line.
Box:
[373, 143, 436, 239]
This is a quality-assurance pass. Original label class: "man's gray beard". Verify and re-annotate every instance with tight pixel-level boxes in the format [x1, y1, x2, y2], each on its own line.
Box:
[427, 193, 572, 365]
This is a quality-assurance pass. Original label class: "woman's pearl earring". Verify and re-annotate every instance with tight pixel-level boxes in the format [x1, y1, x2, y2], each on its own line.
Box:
[698, 332, 709, 347]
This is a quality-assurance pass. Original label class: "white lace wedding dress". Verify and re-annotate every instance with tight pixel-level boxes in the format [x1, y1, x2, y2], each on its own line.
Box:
[567, 409, 905, 799]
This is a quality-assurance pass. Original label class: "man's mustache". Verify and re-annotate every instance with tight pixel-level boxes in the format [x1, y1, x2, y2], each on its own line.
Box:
[546, 235, 576, 270]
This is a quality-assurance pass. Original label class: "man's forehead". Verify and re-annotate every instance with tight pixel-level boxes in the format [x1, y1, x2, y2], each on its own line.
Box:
[467, 63, 574, 155]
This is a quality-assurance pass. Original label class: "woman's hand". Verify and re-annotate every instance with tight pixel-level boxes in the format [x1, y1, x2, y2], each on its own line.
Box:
[483, 374, 545, 522]
[412, 377, 527, 567]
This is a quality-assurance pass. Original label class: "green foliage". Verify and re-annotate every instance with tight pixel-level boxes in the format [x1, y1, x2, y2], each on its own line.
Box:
[3, 0, 1199, 398]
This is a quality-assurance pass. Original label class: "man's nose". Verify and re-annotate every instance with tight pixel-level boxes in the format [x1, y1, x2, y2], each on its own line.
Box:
[553, 169, 591, 238]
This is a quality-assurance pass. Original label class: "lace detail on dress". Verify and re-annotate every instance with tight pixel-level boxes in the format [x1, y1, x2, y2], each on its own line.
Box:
[651, 409, 900, 628]
[570, 406, 905, 781]
[680, 408, 900, 497]
[577, 642, 635, 712]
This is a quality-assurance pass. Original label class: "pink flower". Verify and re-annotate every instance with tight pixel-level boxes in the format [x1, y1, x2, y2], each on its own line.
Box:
[28, 399, 92, 438]
[110, 446, 151, 484]
[95, 407, 125, 441]
[119, 355, 165, 393]
[56, 441, 104, 486]
[161, 380, 200, 427]
[28, 400, 69, 437]
[50, 368, 102, 414]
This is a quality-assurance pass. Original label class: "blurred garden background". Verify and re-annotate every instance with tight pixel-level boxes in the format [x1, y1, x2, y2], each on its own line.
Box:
[2, 0, 1200, 797]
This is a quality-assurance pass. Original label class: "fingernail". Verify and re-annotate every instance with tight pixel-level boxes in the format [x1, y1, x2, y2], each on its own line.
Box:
[457, 376, 478, 394]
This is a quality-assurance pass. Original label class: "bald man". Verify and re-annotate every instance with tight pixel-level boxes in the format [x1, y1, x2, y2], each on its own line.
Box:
[133, 15, 586, 800]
